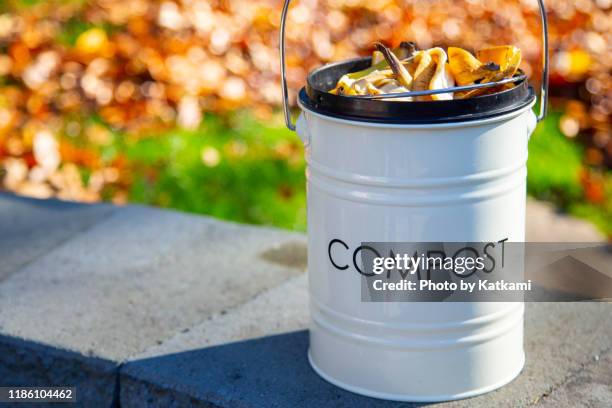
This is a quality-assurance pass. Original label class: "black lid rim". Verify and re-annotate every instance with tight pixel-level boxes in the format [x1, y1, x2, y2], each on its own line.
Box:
[302, 57, 536, 124]
[299, 87, 536, 125]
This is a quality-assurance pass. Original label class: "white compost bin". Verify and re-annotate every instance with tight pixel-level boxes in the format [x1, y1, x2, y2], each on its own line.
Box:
[280, 0, 549, 402]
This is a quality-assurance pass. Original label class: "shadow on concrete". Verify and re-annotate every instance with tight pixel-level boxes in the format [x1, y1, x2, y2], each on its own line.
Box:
[120, 330, 431, 408]
[0, 333, 118, 407]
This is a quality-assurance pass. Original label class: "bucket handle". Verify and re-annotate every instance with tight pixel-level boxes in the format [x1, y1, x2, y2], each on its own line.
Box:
[279, 0, 549, 131]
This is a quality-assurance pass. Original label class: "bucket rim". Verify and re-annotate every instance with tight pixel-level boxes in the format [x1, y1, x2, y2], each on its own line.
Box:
[301, 56, 536, 126]
[298, 95, 536, 130]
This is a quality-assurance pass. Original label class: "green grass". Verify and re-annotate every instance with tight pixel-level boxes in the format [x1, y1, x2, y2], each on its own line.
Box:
[113, 113, 307, 231]
[527, 111, 583, 205]
[528, 111, 611, 237]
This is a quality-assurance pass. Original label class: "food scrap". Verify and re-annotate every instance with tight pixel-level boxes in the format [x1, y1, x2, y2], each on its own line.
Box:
[330, 43, 522, 100]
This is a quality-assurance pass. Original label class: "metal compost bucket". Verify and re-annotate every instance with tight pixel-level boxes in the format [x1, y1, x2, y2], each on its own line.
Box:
[280, 0, 549, 402]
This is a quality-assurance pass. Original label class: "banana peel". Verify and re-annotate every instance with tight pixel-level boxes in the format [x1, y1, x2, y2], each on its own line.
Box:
[448, 47, 484, 86]
[375, 42, 413, 89]
[477, 46, 521, 76]
[449, 45, 522, 99]
[411, 48, 455, 100]
[330, 42, 417, 95]
[376, 43, 454, 100]
[371, 42, 415, 66]
[332, 69, 392, 95]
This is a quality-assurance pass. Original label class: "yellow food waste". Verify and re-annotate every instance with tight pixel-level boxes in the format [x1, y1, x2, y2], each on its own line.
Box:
[330, 43, 522, 100]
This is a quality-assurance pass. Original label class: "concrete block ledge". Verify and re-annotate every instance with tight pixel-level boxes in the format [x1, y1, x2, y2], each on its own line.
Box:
[0, 334, 117, 406]
[0, 193, 610, 407]
[118, 303, 612, 408]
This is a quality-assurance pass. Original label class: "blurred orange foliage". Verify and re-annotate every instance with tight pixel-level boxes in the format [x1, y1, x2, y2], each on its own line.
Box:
[0, 0, 609, 202]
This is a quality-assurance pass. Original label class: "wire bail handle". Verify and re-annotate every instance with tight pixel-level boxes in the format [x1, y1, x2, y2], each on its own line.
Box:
[279, 0, 549, 131]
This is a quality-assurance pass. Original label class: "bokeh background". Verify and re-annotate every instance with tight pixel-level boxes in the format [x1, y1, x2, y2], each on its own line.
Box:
[0, 0, 610, 236]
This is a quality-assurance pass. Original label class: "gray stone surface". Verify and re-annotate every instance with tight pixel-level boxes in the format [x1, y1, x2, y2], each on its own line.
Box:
[431, 303, 612, 408]
[132, 274, 309, 358]
[0, 192, 115, 281]
[0, 197, 306, 406]
[0, 204, 305, 361]
[526, 199, 604, 242]
[119, 302, 612, 408]
[0, 193, 610, 407]
[536, 349, 612, 407]
[0, 334, 117, 407]
[120, 275, 311, 408]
